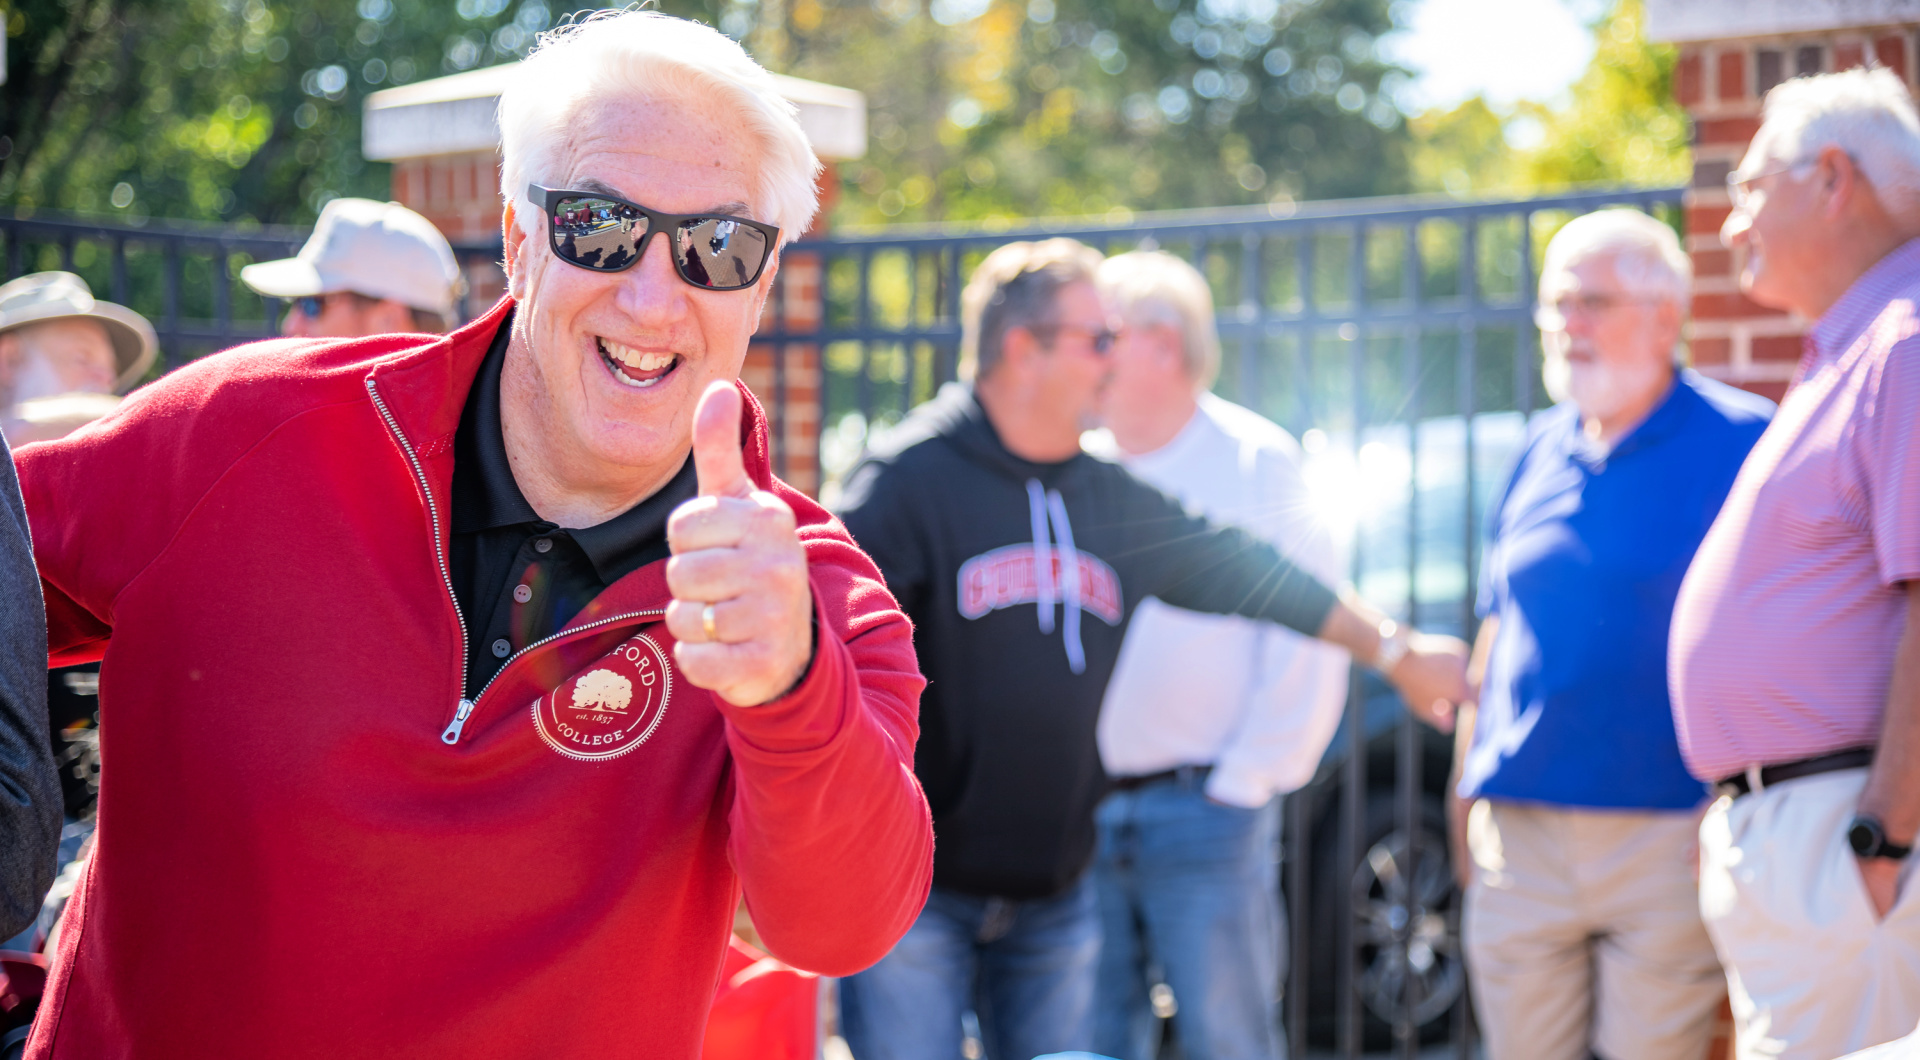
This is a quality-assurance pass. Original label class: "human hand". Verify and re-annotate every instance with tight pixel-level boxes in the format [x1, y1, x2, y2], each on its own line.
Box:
[1447, 787, 1474, 890]
[665, 381, 814, 707]
[1390, 633, 1471, 733]
[1859, 856, 1903, 921]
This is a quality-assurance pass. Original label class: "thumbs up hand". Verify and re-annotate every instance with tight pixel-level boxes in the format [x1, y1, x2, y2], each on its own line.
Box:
[665, 381, 814, 706]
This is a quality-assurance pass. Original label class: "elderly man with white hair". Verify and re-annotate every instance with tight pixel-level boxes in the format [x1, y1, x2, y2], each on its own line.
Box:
[1671, 66, 1920, 1059]
[9, 12, 932, 1058]
[1085, 250, 1347, 1060]
[1454, 207, 1773, 1060]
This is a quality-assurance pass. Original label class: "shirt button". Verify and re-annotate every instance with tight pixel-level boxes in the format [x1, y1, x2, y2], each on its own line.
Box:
[513, 584, 533, 603]
[533, 537, 553, 553]
[491, 638, 511, 658]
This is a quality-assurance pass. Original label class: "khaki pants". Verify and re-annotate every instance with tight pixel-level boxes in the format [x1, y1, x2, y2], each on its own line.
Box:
[1465, 799, 1726, 1060]
[1701, 769, 1920, 1060]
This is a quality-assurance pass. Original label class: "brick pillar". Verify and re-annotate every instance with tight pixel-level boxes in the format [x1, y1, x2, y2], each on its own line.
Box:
[743, 246, 823, 495]
[1677, 28, 1919, 403]
[389, 151, 508, 312]
[742, 161, 837, 497]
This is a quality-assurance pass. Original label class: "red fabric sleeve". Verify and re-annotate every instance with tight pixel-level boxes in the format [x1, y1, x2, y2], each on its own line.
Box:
[713, 500, 932, 977]
[16, 380, 210, 664]
[17, 337, 382, 664]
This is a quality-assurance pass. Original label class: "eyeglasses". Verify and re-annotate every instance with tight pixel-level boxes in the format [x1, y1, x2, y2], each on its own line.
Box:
[1533, 293, 1661, 331]
[1727, 159, 1817, 209]
[529, 184, 780, 291]
[1032, 322, 1118, 355]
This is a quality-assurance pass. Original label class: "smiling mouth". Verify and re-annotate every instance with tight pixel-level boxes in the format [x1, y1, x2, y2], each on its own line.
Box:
[598, 337, 679, 389]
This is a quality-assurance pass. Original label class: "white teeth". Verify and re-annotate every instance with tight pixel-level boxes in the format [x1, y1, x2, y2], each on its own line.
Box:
[600, 338, 675, 372]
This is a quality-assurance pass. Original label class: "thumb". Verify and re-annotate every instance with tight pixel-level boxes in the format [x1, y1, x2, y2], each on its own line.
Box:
[691, 379, 753, 499]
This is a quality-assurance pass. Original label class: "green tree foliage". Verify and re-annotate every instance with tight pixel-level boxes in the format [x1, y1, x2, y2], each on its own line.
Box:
[0, 0, 573, 224]
[749, 0, 1414, 224]
[1406, 0, 1687, 197]
[1, 0, 1417, 226]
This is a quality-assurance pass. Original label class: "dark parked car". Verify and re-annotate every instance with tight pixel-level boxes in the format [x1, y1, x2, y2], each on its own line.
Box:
[1290, 670, 1468, 1051]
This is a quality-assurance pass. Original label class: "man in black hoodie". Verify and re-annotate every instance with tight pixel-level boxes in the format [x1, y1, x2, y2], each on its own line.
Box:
[835, 238, 1470, 1060]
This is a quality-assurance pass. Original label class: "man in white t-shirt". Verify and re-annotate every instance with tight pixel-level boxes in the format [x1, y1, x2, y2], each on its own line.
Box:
[1087, 250, 1348, 1059]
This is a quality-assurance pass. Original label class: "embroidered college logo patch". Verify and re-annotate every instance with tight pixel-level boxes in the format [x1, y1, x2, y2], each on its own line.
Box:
[957, 544, 1124, 624]
[531, 633, 673, 761]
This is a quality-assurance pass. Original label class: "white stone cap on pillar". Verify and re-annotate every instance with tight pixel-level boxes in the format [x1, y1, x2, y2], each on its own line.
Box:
[362, 62, 867, 162]
[1647, 0, 1920, 43]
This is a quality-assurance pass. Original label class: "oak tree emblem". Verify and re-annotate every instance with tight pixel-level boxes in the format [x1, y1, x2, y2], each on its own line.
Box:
[571, 669, 633, 714]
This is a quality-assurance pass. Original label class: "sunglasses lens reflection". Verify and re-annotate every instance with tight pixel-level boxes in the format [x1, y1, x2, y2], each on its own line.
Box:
[676, 217, 770, 290]
[551, 196, 650, 271]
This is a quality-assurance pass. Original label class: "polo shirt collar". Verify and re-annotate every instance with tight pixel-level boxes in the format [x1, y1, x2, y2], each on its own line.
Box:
[449, 312, 697, 583]
[451, 316, 538, 533]
[1559, 368, 1693, 469]
[1810, 237, 1920, 364]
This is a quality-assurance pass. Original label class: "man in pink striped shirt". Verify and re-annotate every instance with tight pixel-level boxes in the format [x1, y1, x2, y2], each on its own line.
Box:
[1670, 67, 1920, 1059]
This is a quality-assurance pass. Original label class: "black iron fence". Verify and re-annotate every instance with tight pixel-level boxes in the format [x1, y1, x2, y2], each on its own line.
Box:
[0, 210, 502, 369]
[760, 184, 1687, 1059]
[2, 185, 1687, 1057]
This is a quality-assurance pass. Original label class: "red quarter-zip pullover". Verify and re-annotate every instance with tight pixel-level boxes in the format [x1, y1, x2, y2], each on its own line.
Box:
[15, 299, 932, 1058]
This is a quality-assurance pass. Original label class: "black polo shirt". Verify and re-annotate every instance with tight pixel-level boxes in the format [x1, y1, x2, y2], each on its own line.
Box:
[449, 319, 698, 698]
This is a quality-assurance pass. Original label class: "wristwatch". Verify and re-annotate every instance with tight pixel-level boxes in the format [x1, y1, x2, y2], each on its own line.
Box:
[1848, 814, 1913, 860]
[1373, 620, 1411, 675]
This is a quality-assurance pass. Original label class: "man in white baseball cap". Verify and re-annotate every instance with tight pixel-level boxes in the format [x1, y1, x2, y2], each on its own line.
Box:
[240, 197, 463, 338]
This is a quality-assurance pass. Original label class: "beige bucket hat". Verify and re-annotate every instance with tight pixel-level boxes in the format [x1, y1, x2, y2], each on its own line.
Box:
[0, 271, 160, 393]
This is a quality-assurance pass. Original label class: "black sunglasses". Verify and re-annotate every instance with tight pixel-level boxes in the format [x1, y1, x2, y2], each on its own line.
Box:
[529, 184, 780, 291]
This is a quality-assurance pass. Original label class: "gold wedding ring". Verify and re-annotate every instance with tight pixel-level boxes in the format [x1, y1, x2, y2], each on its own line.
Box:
[701, 603, 718, 641]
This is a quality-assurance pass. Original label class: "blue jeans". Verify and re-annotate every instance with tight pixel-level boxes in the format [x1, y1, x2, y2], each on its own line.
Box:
[1092, 773, 1285, 1060]
[840, 875, 1101, 1060]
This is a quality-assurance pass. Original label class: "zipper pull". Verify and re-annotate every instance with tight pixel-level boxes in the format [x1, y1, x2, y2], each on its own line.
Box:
[441, 698, 477, 745]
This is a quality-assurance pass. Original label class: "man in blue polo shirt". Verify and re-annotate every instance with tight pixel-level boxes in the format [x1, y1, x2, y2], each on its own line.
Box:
[1452, 209, 1774, 1060]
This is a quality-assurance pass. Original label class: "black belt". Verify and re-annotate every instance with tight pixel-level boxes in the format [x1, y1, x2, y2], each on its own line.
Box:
[1110, 764, 1211, 791]
[1716, 748, 1873, 798]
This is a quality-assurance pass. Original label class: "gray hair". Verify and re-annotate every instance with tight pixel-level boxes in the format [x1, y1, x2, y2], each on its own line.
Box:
[497, 11, 821, 249]
[959, 239, 1105, 380]
[1753, 66, 1920, 221]
[1097, 250, 1221, 390]
[1541, 208, 1692, 309]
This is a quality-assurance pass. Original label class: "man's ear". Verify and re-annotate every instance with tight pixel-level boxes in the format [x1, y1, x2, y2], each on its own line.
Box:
[502, 200, 530, 300]
[1000, 325, 1039, 376]
[1820, 145, 1859, 221]
[748, 250, 782, 330]
[1653, 297, 1684, 354]
[1150, 324, 1186, 377]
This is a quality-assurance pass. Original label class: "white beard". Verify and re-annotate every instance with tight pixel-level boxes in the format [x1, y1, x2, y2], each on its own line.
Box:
[1542, 346, 1669, 426]
[8, 351, 73, 406]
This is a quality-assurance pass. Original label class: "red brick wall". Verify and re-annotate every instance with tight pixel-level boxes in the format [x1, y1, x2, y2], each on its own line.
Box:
[1677, 27, 1920, 403]
[389, 153, 837, 496]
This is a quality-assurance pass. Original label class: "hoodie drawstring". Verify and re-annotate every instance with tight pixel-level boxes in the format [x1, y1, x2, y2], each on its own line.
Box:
[1046, 490, 1086, 675]
[1026, 479, 1056, 635]
[1024, 478, 1087, 674]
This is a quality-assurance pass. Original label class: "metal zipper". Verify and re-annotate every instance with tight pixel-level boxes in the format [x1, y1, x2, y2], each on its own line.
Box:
[366, 376, 668, 747]
[365, 376, 473, 744]
[443, 608, 667, 744]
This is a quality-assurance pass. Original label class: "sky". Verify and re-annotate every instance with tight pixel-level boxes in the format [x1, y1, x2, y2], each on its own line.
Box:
[1377, 0, 1609, 112]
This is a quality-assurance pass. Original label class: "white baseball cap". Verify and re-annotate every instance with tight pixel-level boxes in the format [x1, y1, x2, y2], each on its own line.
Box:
[240, 198, 463, 317]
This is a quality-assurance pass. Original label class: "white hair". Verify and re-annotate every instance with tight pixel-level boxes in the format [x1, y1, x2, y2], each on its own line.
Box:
[1540, 208, 1692, 309]
[1097, 250, 1221, 390]
[1753, 66, 1920, 221]
[497, 11, 821, 248]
